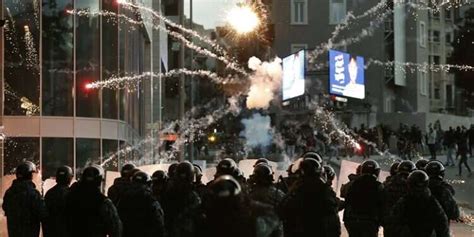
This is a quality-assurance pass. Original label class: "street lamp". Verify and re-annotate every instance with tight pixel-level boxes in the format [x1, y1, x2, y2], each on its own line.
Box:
[226, 5, 260, 35]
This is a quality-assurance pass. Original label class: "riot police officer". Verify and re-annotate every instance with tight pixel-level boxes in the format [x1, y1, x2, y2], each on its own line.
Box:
[44, 165, 74, 237]
[162, 161, 202, 237]
[248, 163, 285, 208]
[391, 170, 450, 237]
[3, 161, 47, 237]
[65, 165, 122, 237]
[343, 160, 384, 237]
[203, 175, 283, 237]
[107, 163, 136, 205]
[151, 170, 168, 203]
[280, 158, 341, 237]
[425, 161, 460, 221]
[383, 160, 416, 237]
[117, 171, 165, 237]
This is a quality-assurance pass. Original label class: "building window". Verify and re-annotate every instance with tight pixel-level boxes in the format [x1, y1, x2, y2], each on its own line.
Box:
[102, 0, 119, 120]
[419, 22, 426, 47]
[445, 8, 452, 21]
[434, 88, 441, 99]
[291, 0, 308, 25]
[291, 44, 308, 53]
[42, 138, 74, 180]
[431, 55, 440, 64]
[445, 32, 452, 44]
[432, 30, 440, 42]
[4, 138, 40, 176]
[75, 0, 101, 118]
[330, 0, 346, 25]
[446, 85, 453, 107]
[4, 0, 41, 116]
[42, 0, 74, 116]
[76, 138, 101, 177]
[103, 139, 119, 171]
[419, 71, 428, 96]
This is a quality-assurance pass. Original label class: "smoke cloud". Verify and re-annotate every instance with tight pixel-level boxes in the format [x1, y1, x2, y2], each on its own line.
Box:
[240, 113, 273, 149]
[246, 57, 283, 109]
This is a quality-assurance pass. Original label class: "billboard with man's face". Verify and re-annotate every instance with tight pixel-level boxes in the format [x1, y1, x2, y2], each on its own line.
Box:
[282, 50, 305, 101]
[329, 49, 365, 99]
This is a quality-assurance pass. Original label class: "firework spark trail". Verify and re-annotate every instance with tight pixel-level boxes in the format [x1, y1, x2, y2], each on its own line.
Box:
[169, 95, 242, 157]
[309, 0, 471, 62]
[24, 27, 39, 69]
[309, 0, 389, 61]
[309, 7, 392, 62]
[4, 83, 40, 116]
[88, 69, 242, 90]
[366, 59, 474, 73]
[307, 101, 396, 161]
[68, 9, 248, 75]
[5, 8, 23, 59]
[100, 96, 243, 167]
[119, 1, 231, 60]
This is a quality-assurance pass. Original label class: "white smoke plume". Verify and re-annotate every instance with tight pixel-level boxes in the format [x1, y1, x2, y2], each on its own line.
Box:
[240, 113, 273, 149]
[246, 57, 283, 109]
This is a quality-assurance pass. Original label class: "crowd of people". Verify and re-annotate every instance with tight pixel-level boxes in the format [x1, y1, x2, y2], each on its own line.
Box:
[2, 150, 462, 237]
[283, 121, 474, 176]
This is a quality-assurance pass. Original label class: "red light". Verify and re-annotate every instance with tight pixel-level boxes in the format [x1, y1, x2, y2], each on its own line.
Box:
[83, 82, 93, 91]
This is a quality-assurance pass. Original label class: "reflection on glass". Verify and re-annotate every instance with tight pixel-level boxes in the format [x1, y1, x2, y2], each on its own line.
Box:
[102, 0, 118, 119]
[42, 138, 74, 179]
[75, 0, 100, 117]
[3, 137, 40, 176]
[42, 0, 74, 116]
[76, 138, 100, 176]
[4, 0, 40, 116]
[103, 139, 118, 171]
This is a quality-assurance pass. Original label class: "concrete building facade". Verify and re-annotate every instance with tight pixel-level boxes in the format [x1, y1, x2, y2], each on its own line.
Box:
[272, 0, 463, 129]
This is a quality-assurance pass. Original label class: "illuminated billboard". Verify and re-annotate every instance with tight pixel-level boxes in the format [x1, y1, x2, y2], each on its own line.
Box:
[282, 50, 305, 101]
[329, 49, 365, 99]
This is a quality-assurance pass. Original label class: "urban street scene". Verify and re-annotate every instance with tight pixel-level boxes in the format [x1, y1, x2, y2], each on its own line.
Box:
[1, 0, 474, 236]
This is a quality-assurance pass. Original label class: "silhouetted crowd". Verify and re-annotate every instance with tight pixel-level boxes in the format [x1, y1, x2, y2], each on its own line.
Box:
[3, 151, 461, 237]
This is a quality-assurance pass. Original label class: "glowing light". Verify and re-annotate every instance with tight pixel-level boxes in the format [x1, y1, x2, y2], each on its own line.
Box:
[355, 143, 362, 151]
[226, 5, 260, 34]
[208, 135, 216, 143]
[23, 25, 29, 32]
[84, 83, 93, 90]
[117, 0, 127, 4]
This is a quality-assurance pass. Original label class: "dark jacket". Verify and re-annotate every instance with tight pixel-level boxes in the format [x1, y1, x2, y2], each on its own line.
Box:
[343, 174, 384, 225]
[428, 178, 460, 220]
[117, 183, 165, 237]
[44, 183, 70, 237]
[161, 182, 203, 237]
[391, 189, 450, 237]
[340, 173, 359, 199]
[65, 182, 122, 237]
[279, 177, 341, 237]
[107, 177, 132, 206]
[249, 185, 285, 208]
[2, 179, 47, 237]
[383, 173, 408, 219]
[203, 198, 283, 237]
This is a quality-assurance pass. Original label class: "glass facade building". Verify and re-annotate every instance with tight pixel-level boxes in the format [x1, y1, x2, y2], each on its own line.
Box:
[0, 0, 165, 192]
